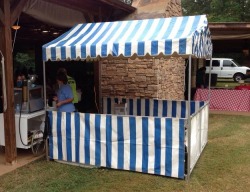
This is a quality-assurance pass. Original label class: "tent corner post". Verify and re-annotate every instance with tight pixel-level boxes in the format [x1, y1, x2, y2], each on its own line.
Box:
[208, 56, 213, 100]
[43, 61, 47, 110]
[186, 55, 192, 181]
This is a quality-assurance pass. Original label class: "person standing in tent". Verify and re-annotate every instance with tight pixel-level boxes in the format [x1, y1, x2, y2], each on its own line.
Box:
[57, 68, 78, 110]
[196, 66, 207, 89]
[53, 72, 75, 112]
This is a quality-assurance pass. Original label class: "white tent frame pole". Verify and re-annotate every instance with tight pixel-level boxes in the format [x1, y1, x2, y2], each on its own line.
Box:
[208, 57, 213, 100]
[186, 55, 192, 181]
[43, 61, 49, 161]
[43, 61, 47, 110]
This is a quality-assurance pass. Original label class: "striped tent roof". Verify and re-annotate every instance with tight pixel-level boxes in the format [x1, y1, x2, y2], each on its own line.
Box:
[42, 15, 212, 61]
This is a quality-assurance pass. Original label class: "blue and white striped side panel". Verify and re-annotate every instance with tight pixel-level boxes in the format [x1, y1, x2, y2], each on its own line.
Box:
[102, 97, 205, 118]
[48, 111, 186, 179]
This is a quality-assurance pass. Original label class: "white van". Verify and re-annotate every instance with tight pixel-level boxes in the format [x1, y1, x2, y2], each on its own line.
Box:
[205, 58, 250, 82]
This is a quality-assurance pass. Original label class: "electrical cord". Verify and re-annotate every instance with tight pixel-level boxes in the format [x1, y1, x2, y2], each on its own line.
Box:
[12, 17, 19, 52]
[17, 100, 30, 147]
[17, 100, 46, 156]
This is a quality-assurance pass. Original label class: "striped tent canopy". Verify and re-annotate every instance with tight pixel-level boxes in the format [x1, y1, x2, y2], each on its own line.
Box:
[42, 15, 212, 61]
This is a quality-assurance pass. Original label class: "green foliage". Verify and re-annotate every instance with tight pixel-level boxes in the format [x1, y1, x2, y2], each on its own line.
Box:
[182, 0, 250, 22]
[182, 0, 211, 16]
[14, 52, 35, 70]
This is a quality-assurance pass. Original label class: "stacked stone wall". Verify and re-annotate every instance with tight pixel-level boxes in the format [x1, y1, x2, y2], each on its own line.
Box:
[126, 0, 182, 20]
[164, 0, 182, 17]
[157, 57, 185, 100]
[101, 57, 185, 100]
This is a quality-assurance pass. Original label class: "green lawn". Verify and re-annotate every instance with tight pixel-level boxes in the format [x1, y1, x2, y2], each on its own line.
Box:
[0, 114, 249, 192]
[215, 77, 250, 88]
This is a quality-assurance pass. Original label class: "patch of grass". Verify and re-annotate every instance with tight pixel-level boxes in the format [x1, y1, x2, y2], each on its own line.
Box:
[216, 79, 240, 88]
[0, 114, 249, 192]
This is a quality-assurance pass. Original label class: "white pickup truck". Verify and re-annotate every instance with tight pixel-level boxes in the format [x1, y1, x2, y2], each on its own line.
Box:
[206, 58, 250, 82]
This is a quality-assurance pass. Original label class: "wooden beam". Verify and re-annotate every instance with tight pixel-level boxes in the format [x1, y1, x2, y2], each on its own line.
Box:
[83, 13, 95, 23]
[0, 8, 4, 26]
[10, 0, 27, 25]
[43, 0, 106, 16]
[42, 0, 133, 18]
[1, 0, 17, 164]
[209, 22, 250, 29]
[98, 7, 102, 22]
[99, 0, 136, 13]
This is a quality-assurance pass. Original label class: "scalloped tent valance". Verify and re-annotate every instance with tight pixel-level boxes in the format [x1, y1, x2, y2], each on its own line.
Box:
[42, 15, 213, 61]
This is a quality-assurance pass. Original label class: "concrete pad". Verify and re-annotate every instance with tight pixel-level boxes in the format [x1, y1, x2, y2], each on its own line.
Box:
[0, 147, 43, 176]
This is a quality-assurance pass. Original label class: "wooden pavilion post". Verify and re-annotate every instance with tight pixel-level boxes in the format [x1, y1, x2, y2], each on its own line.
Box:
[0, 0, 17, 164]
[0, 0, 27, 164]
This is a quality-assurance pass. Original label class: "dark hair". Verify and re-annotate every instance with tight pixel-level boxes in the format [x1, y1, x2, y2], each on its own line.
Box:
[56, 72, 68, 84]
[57, 68, 67, 75]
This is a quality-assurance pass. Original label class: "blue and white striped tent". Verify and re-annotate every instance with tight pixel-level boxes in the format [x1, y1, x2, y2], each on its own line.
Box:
[43, 15, 211, 180]
[42, 15, 212, 61]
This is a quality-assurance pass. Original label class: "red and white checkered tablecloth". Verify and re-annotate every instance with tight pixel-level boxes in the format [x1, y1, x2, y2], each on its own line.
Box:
[194, 89, 250, 112]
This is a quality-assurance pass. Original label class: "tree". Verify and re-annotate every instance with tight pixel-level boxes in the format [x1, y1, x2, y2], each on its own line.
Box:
[13, 52, 35, 73]
[181, 0, 250, 22]
[182, 0, 211, 16]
